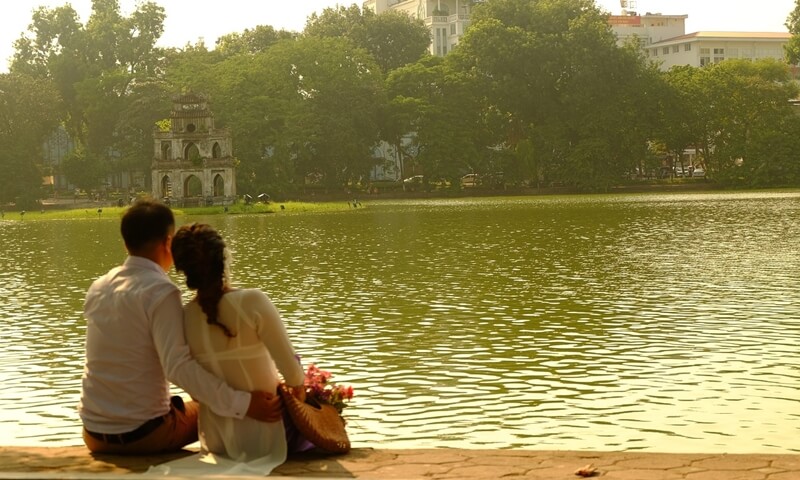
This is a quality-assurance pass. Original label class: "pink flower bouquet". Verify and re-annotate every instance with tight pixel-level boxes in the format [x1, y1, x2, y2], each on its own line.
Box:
[303, 363, 354, 415]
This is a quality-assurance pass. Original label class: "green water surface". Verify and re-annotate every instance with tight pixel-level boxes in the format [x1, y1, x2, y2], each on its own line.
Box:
[1, 192, 799, 452]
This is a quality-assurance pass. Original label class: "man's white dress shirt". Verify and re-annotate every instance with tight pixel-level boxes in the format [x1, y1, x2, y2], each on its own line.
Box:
[79, 255, 250, 434]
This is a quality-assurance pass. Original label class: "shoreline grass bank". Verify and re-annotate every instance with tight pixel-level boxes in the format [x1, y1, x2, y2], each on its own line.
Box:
[3, 183, 798, 222]
[0, 200, 356, 221]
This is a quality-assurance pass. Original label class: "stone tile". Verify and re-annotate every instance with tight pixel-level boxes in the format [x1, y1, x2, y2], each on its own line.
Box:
[669, 466, 707, 475]
[524, 464, 591, 478]
[771, 457, 800, 469]
[462, 455, 542, 468]
[615, 455, 690, 470]
[445, 465, 527, 478]
[478, 449, 563, 458]
[755, 467, 786, 474]
[770, 472, 800, 480]
[691, 456, 770, 471]
[685, 470, 767, 480]
[601, 469, 683, 479]
[370, 462, 453, 478]
[392, 451, 468, 465]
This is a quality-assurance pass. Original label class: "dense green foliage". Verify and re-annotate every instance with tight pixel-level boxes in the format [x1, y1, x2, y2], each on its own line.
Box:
[12, 0, 169, 185]
[0, 73, 62, 207]
[3, 0, 800, 206]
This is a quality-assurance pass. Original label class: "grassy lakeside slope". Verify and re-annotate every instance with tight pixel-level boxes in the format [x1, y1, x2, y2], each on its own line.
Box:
[0, 201, 355, 221]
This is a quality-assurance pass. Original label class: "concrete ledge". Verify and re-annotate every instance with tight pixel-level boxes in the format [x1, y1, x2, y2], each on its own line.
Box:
[1, 447, 799, 479]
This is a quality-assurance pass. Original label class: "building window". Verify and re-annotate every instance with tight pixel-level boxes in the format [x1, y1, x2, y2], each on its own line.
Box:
[684, 43, 691, 51]
[663, 47, 669, 54]
[161, 142, 171, 160]
[728, 48, 738, 57]
[700, 56, 710, 66]
[184, 143, 199, 160]
[714, 57, 724, 63]
[184, 175, 202, 197]
[213, 174, 225, 196]
[438, 28, 448, 55]
[451, 23, 456, 35]
[673, 45, 679, 53]
[713, 48, 724, 55]
[700, 48, 710, 54]
[161, 175, 172, 198]
[652, 48, 658, 56]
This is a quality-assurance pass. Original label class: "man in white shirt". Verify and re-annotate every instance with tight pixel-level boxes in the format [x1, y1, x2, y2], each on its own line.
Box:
[79, 199, 282, 454]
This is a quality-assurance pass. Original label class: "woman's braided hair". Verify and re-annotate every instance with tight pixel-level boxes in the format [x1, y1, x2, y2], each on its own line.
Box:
[171, 223, 235, 337]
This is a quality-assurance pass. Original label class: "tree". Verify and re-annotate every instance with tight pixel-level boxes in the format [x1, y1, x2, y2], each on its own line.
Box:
[304, 4, 430, 74]
[659, 66, 701, 175]
[386, 56, 487, 184]
[705, 59, 797, 184]
[12, 0, 167, 188]
[196, 35, 385, 194]
[363, 11, 431, 73]
[785, 1, 800, 64]
[661, 59, 798, 186]
[216, 25, 297, 57]
[0, 73, 62, 207]
[162, 41, 223, 94]
[450, 0, 661, 189]
[60, 148, 108, 192]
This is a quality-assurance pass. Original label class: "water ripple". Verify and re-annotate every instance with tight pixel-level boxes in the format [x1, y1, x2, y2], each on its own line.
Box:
[2, 192, 800, 452]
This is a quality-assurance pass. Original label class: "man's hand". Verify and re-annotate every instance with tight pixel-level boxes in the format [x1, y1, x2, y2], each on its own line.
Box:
[289, 384, 306, 403]
[246, 390, 282, 422]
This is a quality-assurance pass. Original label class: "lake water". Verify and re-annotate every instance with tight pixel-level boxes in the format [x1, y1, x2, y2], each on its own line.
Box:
[1, 192, 799, 453]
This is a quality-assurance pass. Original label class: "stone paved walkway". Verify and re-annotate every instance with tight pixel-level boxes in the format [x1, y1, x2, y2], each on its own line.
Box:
[1, 447, 799, 479]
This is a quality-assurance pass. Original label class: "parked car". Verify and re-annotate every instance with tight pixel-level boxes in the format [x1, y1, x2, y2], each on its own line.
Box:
[460, 173, 479, 188]
[692, 167, 706, 178]
[403, 175, 424, 191]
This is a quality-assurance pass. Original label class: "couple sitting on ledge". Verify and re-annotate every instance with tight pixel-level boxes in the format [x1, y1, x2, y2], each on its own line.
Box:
[78, 198, 311, 474]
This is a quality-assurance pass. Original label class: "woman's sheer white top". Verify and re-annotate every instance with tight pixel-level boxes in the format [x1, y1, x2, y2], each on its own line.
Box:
[147, 289, 304, 476]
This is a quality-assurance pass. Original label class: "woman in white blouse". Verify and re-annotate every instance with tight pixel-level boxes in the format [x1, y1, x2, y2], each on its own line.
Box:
[165, 222, 310, 475]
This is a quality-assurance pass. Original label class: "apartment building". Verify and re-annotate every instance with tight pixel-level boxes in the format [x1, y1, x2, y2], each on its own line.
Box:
[607, 11, 790, 71]
[609, 13, 688, 49]
[647, 32, 791, 70]
[363, 0, 475, 55]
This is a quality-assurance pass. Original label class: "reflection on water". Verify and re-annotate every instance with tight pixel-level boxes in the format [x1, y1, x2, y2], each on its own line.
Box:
[1, 192, 799, 452]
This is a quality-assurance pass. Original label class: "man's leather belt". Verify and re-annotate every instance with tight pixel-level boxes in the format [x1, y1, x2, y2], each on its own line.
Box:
[85, 415, 164, 445]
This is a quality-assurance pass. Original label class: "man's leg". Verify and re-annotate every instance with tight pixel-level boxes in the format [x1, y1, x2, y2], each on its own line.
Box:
[83, 397, 200, 455]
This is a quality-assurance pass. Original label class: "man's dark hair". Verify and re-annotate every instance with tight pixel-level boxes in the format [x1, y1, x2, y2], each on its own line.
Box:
[121, 198, 175, 254]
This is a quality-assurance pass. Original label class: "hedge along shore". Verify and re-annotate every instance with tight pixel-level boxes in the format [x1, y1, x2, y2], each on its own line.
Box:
[1, 447, 800, 479]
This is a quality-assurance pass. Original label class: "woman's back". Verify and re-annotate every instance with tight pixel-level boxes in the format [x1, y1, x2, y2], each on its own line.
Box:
[184, 288, 304, 465]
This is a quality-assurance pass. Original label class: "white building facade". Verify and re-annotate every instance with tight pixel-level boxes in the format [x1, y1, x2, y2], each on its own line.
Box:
[647, 32, 791, 70]
[607, 10, 791, 72]
[609, 13, 688, 49]
[363, 0, 475, 56]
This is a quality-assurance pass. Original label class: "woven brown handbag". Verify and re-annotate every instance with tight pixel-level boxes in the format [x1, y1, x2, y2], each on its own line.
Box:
[279, 384, 351, 454]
